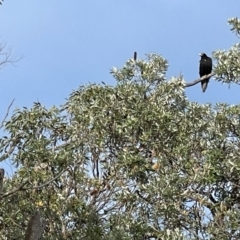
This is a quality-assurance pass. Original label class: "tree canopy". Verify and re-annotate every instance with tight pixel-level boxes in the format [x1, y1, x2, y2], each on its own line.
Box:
[1, 17, 240, 240]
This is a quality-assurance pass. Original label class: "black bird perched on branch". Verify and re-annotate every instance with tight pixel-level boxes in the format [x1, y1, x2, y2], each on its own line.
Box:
[199, 53, 212, 92]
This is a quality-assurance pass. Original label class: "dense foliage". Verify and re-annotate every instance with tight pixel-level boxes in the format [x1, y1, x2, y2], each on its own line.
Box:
[1, 17, 240, 239]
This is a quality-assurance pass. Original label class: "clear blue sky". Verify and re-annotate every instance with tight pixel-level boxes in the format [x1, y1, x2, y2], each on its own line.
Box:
[0, 1, 240, 172]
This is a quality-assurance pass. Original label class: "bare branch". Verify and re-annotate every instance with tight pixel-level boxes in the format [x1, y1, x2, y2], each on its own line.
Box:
[0, 42, 23, 70]
[185, 73, 215, 88]
[0, 98, 15, 129]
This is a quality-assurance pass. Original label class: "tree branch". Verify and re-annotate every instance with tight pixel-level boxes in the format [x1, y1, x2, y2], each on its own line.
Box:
[0, 43, 22, 69]
[0, 181, 28, 199]
[24, 211, 45, 240]
[0, 168, 69, 199]
[131, 52, 215, 90]
[23, 168, 69, 190]
[185, 73, 215, 88]
[0, 168, 4, 193]
[0, 98, 15, 129]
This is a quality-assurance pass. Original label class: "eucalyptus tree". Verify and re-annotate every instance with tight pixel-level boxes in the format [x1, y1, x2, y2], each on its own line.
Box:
[1, 17, 240, 239]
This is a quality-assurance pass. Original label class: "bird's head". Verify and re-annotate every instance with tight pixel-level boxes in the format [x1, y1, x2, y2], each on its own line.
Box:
[199, 53, 207, 58]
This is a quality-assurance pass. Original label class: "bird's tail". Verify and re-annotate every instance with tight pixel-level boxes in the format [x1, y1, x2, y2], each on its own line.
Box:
[201, 79, 209, 93]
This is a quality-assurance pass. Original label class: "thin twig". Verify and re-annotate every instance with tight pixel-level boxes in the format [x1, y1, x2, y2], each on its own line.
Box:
[0, 98, 15, 129]
[0, 44, 23, 69]
[23, 168, 69, 190]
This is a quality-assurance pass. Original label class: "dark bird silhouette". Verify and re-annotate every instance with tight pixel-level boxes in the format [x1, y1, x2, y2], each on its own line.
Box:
[199, 53, 212, 92]
[134, 52, 137, 61]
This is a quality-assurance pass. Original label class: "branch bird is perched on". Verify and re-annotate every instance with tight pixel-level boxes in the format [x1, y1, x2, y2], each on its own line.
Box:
[199, 53, 212, 92]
